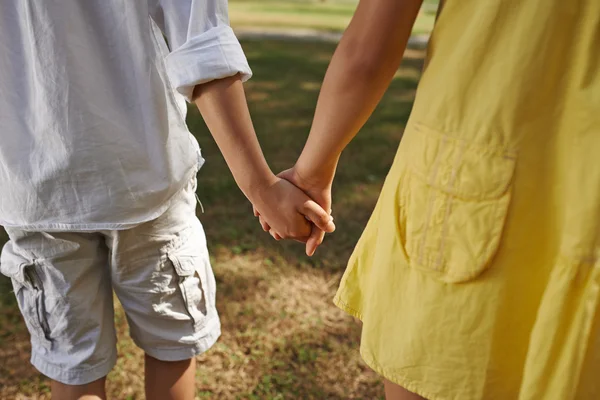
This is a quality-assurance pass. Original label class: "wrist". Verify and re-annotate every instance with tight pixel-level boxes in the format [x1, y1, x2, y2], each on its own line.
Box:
[293, 154, 338, 189]
[242, 168, 278, 205]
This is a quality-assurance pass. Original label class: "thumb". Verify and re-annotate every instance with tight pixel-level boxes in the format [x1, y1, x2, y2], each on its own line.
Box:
[300, 200, 335, 233]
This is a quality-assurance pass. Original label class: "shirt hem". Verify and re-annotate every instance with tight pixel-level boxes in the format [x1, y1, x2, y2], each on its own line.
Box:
[0, 167, 201, 232]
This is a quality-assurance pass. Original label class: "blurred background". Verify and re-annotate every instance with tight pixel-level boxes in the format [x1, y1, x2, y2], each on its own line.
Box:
[0, 1, 438, 398]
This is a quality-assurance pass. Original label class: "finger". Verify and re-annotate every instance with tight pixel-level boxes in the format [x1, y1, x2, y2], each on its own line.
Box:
[306, 226, 325, 256]
[270, 230, 282, 241]
[300, 201, 335, 233]
[253, 206, 260, 217]
[259, 216, 271, 232]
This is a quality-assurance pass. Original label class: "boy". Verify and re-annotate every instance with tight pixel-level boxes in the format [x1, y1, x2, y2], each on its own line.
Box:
[0, 1, 334, 399]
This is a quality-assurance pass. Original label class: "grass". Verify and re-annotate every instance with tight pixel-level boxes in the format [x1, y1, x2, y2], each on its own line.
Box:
[0, 39, 424, 399]
[230, 0, 439, 35]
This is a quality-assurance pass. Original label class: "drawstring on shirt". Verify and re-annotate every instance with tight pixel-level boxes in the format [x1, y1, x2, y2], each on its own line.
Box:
[195, 193, 205, 214]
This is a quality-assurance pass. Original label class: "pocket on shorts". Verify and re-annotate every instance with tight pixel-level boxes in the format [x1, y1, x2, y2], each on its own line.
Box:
[398, 122, 517, 283]
[166, 232, 216, 329]
[0, 260, 56, 347]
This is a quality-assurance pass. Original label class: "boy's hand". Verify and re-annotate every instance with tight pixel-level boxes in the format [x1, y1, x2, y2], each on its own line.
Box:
[251, 176, 335, 251]
[255, 166, 334, 256]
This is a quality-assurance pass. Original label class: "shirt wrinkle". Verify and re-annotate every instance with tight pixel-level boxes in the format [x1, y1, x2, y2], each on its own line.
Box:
[0, 0, 252, 230]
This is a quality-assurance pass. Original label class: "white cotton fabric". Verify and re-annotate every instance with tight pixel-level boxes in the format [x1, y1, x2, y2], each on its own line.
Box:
[0, 0, 252, 230]
[1, 177, 221, 385]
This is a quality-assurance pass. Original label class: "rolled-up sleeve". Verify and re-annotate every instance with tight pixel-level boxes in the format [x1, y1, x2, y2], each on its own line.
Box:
[150, 0, 252, 101]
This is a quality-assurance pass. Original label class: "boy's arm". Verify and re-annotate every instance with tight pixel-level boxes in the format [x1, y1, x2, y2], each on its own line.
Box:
[193, 75, 334, 248]
[290, 0, 423, 187]
[150, 0, 334, 251]
[193, 77, 274, 206]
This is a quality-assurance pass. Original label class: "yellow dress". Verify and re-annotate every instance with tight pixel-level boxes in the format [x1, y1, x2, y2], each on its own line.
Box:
[334, 1, 600, 399]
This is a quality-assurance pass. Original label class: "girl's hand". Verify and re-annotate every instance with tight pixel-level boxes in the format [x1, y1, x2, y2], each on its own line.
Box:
[255, 166, 334, 256]
[251, 176, 335, 249]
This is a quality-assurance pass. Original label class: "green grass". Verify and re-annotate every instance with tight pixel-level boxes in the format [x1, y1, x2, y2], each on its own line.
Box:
[230, 0, 438, 35]
[0, 39, 424, 399]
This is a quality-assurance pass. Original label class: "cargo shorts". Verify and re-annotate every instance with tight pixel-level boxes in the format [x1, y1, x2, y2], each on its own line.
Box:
[0, 178, 219, 385]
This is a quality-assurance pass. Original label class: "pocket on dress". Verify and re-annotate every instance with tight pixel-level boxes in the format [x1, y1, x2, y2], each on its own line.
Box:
[398, 123, 517, 283]
[0, 260, 54, 347]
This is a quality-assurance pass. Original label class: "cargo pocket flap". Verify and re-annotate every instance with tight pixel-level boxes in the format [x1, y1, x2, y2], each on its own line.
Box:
[0, 257, 53, 347]
[0, 258, 33, 290]
[169, 255, 197, 277]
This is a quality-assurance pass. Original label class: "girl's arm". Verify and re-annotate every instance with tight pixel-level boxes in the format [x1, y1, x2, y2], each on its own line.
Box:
[268, 0, 422, 246]
[194, 76, 335, 251]
[292, 0, 423, 188]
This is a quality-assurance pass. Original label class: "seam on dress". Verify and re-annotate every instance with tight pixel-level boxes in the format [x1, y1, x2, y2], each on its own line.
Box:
[360, 349, 451, 400]
[435, 141, 467, 270]
[414, 122, 519, 156]
[333, 295, 363, 320]
[335, 295, 452, 399]
[417, 135, 447, 267]
[474, 191, 509, 274]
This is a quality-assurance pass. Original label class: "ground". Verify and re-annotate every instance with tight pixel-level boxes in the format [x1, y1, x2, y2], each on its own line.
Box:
[0, 37, 426, 400]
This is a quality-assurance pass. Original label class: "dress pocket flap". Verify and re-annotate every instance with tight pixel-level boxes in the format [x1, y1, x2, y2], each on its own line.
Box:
[403, 123, 517, 200]
[397, 122, 517, 282]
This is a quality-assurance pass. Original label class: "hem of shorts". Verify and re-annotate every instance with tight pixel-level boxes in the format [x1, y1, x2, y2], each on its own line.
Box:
[0, 167, 200, 232]
[30, 350, 117, 386]
[139, 319, 222, 362]
[333, 294, 448, 400]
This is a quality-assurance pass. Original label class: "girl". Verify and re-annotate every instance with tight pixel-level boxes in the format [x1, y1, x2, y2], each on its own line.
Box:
[261, 0, 600, 398]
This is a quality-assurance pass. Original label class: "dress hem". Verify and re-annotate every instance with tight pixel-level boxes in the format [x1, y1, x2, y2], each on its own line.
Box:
[333, 294, 449, 400]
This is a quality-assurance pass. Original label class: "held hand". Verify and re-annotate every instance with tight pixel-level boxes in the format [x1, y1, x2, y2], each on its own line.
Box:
[255, 167, 334, 256]
[252, 177, 335, 250]
[280, 168, 333, 256]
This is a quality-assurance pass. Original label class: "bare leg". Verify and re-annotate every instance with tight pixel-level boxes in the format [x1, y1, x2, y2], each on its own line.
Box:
[51, 377, 107, 400]
[384, 379, 427, 400]
[145, 354, 196, 400]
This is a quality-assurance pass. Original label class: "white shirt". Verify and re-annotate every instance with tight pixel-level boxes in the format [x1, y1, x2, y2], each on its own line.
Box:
[0, 0, 251, 230]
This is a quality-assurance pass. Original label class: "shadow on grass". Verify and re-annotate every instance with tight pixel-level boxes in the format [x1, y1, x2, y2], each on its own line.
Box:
[0, 39, 423, 399]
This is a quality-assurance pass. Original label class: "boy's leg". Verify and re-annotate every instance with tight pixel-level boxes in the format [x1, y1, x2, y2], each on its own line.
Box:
[105, 177, 220, 400]
[0, 229, 116, 398]
[51, 377, 107, 400]
[145, 355, 196, 400]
